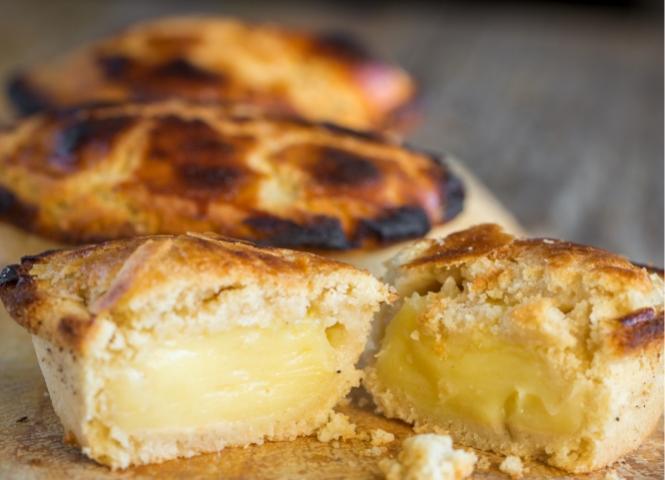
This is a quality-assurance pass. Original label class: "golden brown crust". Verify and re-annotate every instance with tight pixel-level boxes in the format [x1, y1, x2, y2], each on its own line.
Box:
[6, 16, 416, 130]
[388, 224, 664, 352]
[0, 233, 392, 354]
[369, 224, 664, 472]
[0, 101, 462, 250]
[403, 224, 655, 287]
[612, 307, 664, 353]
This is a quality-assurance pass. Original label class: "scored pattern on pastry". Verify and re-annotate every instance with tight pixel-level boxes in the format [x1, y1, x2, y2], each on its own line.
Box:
[0, 101, 464, 249]
[7, 16, 416, 130]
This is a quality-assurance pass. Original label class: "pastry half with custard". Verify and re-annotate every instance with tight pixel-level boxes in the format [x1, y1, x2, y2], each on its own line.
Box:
[365, 224, 664, 473]
[0, 233, 392, 469]
[7, 16, 416, 131]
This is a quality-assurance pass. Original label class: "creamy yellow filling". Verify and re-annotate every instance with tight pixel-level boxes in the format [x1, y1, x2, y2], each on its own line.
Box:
[375, 299, 589, 436]
[101, 323, 343, 432]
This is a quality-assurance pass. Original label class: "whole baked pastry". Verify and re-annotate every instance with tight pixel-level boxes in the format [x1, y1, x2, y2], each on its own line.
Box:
[365, 224, 664, 473]
[7, 16, 416, 130]
[0, 233, 392, 468]
[0, 100, 521, 276]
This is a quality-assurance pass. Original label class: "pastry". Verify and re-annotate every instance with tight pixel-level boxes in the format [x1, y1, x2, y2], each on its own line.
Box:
[0, 233, 392, 468]
[7, 16, 415, 130]
[365, 224, 664, 472]
[378, 434, 477, 480]
[0, 100, 519, 277]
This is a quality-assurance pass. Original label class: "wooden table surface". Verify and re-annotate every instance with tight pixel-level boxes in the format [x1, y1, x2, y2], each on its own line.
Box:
[0, 0, 662, 266]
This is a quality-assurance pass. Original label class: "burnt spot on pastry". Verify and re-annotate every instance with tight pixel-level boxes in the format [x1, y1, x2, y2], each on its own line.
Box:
[420, 151, 465, 222]
[312, 31, 373, 62]
[0, 264, 38, 328]
[152, 58, 220, 84]
[0, 264, 20, 287]
[245, 214, 350, 250]
[20, 248, 66, 265]
[49, 115, 135, 172]
[6, 74, 53, 116]
[178, 164, 241, 189]
[98, 54, 222, 98]
[137, 115, 254, 201]
[311, 147, 380, 186]
[614, 308, 664, 352]
[316, 121, 386, 143]
[57, 315, 95, 349]
[357, 206, 430, 244]
[0, 185, 37, 227]
[407, 224, 515, 268]
[97, 54, 133, 80]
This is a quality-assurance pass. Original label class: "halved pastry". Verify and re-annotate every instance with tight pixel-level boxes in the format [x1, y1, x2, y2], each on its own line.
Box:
[0, 233, 392, 468]
[365, 224, 664, 473]
[0, 100, 519, 277]
[7, 16, 415, 130]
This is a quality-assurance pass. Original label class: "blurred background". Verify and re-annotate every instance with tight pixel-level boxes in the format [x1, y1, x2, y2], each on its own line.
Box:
[0, 0, 662, 265]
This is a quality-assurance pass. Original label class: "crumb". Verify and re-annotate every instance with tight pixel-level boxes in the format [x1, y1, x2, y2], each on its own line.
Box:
[357, 396, 370, 408]
[364, 446, 387, 457]
[379, 434, 476, 480]
[370, 429, 396, 446]
[410, 330, 420, 341]
[316, 412, 357, 443]
[475, 456, 491, 470]
[603, 471, 624, 480]
[499, 455, 525, 478]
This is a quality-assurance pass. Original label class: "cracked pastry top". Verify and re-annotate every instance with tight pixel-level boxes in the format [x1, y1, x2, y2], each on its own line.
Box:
[0, 100, 463, 252]
[6, 16, 416, 130]
[365, 224, 664, 473]
[0, 233, 392, 468]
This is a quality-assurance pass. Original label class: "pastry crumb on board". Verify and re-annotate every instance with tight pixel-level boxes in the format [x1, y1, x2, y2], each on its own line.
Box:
[499, 455, 526, 478]
[316, 412, 358, 442]
[379, 433, 476, 480]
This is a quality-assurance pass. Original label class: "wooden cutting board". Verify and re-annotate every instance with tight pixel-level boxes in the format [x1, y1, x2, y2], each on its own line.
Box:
[0, 168, 661, 479]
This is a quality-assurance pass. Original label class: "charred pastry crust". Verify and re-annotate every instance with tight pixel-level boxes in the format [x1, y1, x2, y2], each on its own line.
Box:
[0, 264, 20, 286]
[613, 308, 664, 352]
[5, 16, 416, 130]
[0, 100, 464, 251]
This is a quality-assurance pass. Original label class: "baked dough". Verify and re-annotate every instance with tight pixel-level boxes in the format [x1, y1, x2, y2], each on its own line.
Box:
[365, 224, 664, 473]
[379, 434, 477, 480]
[0, 100, 463, 252]
[0, 233, 392, 468]
[6, 16, 415, 130]
[0, 99, 520, 275]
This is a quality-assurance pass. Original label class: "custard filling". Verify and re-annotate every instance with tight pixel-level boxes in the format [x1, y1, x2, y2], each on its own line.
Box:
[100, 322, 344, 432]
[375, 298, 589, 437]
